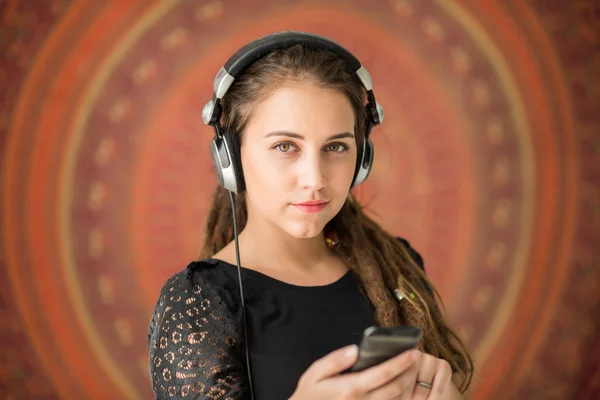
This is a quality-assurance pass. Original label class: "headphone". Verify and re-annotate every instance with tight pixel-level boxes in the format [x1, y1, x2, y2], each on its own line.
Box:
[201, 31, 384, 399]
[202, 31, 384, 193]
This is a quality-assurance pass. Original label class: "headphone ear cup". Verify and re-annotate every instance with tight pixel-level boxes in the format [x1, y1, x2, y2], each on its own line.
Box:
[209, 129, 245, 193]
[210, 137, 226, 189]
[351, 137, 374, 188]
[225, 130, 245, 192]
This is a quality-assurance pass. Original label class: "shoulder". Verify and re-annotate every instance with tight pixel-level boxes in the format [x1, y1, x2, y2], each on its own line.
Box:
[395, 236, 425, 271]
[153, 259, 239, 299]
[147, 260, 240, 343]
[151, 261, 220, 305]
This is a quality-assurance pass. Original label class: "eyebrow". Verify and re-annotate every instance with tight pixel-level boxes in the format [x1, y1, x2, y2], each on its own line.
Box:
[264, 131, 355, 140]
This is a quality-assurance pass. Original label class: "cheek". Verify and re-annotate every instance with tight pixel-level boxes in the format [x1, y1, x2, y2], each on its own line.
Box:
[328, 155, 357, 186]
[242, 151, 294, 196]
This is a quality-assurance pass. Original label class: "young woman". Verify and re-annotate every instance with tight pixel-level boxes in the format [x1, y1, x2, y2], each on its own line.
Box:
[148, 32, 473, 400]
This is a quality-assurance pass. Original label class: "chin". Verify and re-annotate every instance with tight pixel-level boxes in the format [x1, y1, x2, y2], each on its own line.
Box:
[278, 203, 344, 239]
[281, 220, 328, 240]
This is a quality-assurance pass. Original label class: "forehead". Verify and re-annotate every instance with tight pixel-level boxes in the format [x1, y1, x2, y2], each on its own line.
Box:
[244, 84, 356, 138]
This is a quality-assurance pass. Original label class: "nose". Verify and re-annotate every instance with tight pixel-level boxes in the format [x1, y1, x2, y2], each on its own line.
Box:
[298, 152, 327, 190]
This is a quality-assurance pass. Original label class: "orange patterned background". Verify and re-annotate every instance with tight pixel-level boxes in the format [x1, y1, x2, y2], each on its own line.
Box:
[1, 0, 599, 399]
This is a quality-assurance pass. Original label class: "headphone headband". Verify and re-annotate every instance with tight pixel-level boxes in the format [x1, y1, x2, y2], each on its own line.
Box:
[202, 31, 384, 130]
[226, 31, 362, 79]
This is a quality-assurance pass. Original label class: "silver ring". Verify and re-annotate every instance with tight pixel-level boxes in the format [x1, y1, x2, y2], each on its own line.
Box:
[416, 380, 433, 390]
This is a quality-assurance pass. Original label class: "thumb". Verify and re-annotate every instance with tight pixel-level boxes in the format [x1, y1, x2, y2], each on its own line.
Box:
[305, 344, 359, 382]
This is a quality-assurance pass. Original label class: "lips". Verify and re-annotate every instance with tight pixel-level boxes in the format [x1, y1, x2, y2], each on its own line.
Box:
[296, 200, 327, 206]
[293, 200, 329, 213]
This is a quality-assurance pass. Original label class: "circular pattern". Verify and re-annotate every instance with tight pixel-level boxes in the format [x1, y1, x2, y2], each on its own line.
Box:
[1, 1, 598, 399]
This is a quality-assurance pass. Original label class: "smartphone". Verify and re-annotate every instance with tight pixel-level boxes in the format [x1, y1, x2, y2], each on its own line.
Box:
[344, 326, 421, 373]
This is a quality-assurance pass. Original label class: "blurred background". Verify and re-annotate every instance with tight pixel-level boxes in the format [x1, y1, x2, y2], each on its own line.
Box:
[1, 0, 599, 399]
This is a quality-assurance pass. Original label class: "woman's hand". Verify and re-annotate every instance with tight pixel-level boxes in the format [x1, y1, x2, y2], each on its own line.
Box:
[411, 351, 463, 400]
[289, 345, 463, 400]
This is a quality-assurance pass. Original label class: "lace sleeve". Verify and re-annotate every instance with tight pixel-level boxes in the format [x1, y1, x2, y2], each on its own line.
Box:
[148, 268, 249, 399]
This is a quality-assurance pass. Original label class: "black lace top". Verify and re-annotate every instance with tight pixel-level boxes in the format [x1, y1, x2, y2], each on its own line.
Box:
[148, 238, 425, 400]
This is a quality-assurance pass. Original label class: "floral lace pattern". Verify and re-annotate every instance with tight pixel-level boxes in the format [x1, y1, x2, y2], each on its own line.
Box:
[148, 268, 248, 399]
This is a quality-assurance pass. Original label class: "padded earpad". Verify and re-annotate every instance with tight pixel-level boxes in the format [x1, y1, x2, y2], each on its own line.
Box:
[210, 129, 245, 193]
[209, 138, 226, 188]
[224, 129, 245, 192]
[351, 136, 374, 188]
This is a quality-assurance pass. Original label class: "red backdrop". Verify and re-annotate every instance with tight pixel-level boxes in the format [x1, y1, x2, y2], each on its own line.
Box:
[1, 0, 599, 399]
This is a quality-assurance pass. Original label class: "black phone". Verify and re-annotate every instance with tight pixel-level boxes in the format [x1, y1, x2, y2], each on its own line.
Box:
[344, 326, 421, 373]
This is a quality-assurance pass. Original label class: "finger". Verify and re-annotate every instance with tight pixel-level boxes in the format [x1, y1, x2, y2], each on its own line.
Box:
[352, 350, 420, 393]
[304, 344, 358, 382]
[413, 381, 433, 400]
[412, 355, 437, 400]
[363, 361, 419, 400]
[429, 360, 453, 398]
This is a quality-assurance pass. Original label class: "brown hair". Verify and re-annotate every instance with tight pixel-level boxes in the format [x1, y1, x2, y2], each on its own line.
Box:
[198, 44, 474, 392]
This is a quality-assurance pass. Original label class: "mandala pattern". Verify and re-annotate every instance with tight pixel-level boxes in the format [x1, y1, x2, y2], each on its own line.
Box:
[1, 0, 599, 399]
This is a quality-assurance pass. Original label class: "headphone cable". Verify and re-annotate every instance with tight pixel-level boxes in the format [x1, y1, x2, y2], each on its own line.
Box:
[229, 191, 255, 399]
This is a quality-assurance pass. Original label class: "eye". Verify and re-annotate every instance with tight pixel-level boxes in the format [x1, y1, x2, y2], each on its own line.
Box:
[273, 142, 297, 153]
[325, 142, 349, 153]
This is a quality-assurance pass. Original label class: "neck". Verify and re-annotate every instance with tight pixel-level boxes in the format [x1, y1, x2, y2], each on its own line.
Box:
[238, 213, 331, 273]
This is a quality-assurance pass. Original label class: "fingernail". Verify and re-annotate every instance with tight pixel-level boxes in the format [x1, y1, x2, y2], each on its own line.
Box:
[345, 345, 358, 359]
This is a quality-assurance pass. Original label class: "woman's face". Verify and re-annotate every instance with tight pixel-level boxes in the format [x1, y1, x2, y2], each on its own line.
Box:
[240, 83, 358, 239]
